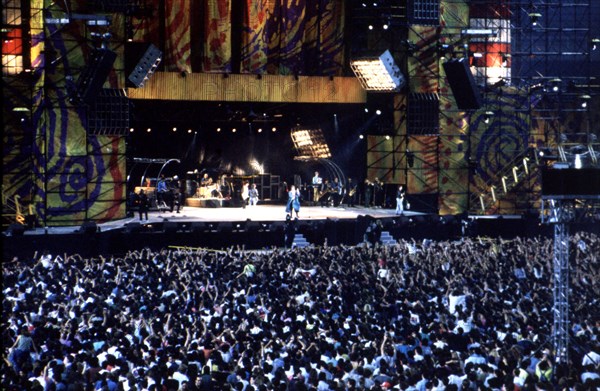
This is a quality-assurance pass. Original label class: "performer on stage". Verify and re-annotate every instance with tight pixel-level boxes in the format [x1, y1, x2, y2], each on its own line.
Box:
[241, 182, 250, 209]
[319, 179, 331, 207]
[137, 189, 149, 221]
[156, 175, 169, 207]
[373, 177, 384, 208]
[311, 171, 322, 202]
[364, 179, 373, 207]
[346, 177, 357, 207]
[286, 185, 301, 218]
[248, 183, 259, 206]
[169, 175, 181, 213]
[331, 177, 343, 207]
[396, 184, 406, 215]
[200, 173, 213, 187]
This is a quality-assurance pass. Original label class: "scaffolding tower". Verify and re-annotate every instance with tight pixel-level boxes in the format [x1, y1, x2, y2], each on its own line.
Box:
[541, 168, 600, 365]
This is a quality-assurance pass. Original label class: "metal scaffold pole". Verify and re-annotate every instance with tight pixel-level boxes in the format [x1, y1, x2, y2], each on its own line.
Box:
[552, 217, 570, 364]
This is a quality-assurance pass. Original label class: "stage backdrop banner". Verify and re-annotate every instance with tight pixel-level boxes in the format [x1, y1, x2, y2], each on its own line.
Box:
[165, 0, 191, 73]
[408, 26, 439, 94]
[203, 0, 232, 72]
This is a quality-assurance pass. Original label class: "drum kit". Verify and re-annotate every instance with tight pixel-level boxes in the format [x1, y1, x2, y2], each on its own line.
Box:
[196, 184, 220, 198]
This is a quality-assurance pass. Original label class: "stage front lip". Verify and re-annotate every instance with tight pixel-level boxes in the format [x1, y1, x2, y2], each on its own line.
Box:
[19, 205, 427, 235]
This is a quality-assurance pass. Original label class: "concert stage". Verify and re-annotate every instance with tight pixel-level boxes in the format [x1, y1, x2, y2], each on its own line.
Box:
[3, 203, 574, 260]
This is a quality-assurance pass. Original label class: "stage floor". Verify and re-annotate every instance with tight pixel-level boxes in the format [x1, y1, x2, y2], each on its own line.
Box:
[25, 204, 426, 235]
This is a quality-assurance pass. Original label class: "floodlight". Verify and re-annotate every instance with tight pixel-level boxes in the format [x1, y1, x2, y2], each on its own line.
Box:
[350, 50, 406, 92]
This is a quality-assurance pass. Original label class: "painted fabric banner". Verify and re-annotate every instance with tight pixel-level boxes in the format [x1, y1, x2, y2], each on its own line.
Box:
[131, 0, 160, 43]
[242, 0, 344, 75]
[203, 0, 232, 72]
[165, 0, 192, 73]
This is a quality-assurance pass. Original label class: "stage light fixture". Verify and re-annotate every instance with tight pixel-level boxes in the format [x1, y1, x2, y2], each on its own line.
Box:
[146, 128, 151, 132]
[592, 38, 600, 51]
[580, 94, 591, 108]
[359, 134, 364, 139]
[217, 127, 221, 132]
[574, 154, 582, 169]
[129, 127, 134, 132]
[232, 128, 237, 133]
[187, 129, 192, 133]
[172, 127, 177, 132]
[364, 108, 369, 113]
[376, 109, 382, 115]
[368, 25, 374, 30]
[291, 127, 331, 160]
[483, 111, 494, 124]
[350, 50, 406, 92]
[383, 23, 389, 30]
[385, 135, 391, 140]
[258, 128, 263, 133]
[549, 78, 562, 92]
[528, 13, 541, 26]
[272, 127, 277, 132]
[461, 28, 498, 37]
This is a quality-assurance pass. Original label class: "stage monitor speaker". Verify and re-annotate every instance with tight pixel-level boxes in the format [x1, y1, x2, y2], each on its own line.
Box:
[442, 58, 482, 110]
[124, 222, 142, 233]
[79, 221, 98, 234]
[269, 222, 285, 232]
[128, 43, 162, 88]
[190, 222, 206, 233]
[542, 168, 600, 196]
[163, 221, 178, 233]
[7, 223, 26, 236]
[217, 222, 233, 233]
[76, 49, 117, 105]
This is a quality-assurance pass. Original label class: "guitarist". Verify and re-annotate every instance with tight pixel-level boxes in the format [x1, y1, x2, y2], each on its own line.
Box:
[318, 178, 332, 207]
[345, 177, 357, 207]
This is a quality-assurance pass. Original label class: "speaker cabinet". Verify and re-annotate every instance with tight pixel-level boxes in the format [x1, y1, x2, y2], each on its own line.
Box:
[442, 58, 482, 110]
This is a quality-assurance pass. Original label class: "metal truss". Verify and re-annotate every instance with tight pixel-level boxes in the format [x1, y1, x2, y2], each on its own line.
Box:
[541, 195, 600, 364]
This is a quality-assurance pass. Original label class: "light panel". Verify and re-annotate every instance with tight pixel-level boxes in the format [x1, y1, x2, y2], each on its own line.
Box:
[350, 50, 405, 92]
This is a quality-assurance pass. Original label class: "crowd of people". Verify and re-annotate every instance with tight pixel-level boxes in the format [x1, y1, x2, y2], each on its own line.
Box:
[2, 233, 599, 390]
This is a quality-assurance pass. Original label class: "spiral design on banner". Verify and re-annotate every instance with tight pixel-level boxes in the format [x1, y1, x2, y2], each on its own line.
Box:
[472, 91, 530, 184]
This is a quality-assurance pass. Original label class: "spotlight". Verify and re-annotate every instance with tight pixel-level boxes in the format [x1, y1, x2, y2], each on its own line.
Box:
[376, 109, 382, 115]
[187, 129, 192, 133]
[368, 25, 374, 30]
[528, 12, 541, 26]
[549, 78, 562, 92]
[383, 23, 389, 30]
[258, 128, 263, 133]
[359, 134, 364, 139]
[172, 127, 177, 132]
[232, 128, 237, 133]
[364, 108, 369, 113]
[129, 127, 134, 132]
[385, 135, 390, 140]
[217, 127, 221, 132]
[194, 131, 197, 134]
[146, 128, 151, 132]
[580, 94, 591, 108]
[574, 154, 582, 169]
[272, 127, 277, 132]
[483, 111, 494, 124]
